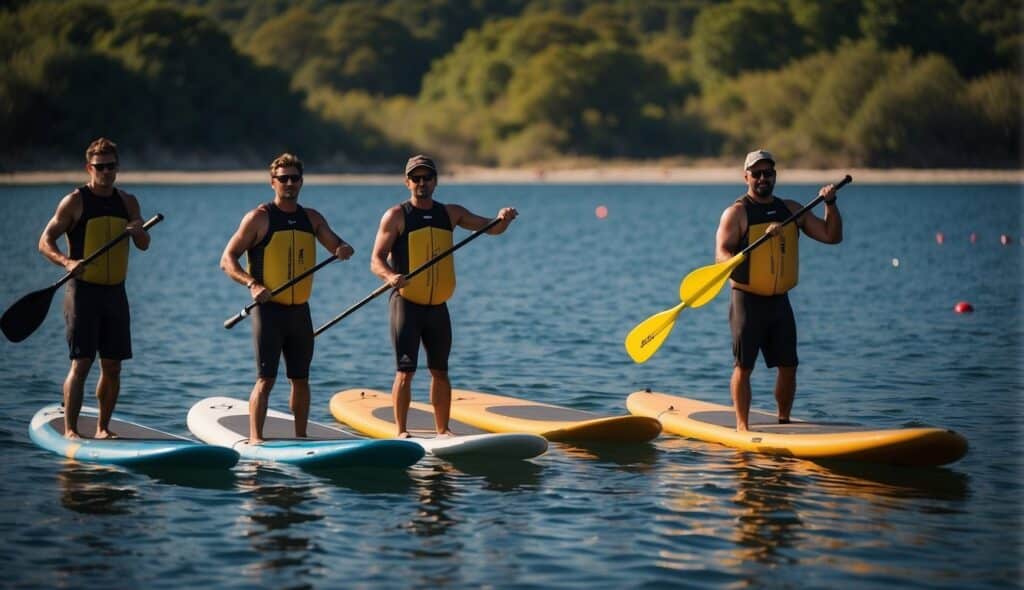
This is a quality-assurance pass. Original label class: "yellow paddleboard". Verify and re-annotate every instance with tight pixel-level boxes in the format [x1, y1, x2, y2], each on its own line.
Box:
[448, 389, 661, 442]
[627, 390, 967, 466]
[330, 389, 548, 460]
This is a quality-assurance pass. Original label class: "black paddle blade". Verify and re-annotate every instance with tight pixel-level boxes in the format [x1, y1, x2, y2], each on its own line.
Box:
[1, 285, 58, 342]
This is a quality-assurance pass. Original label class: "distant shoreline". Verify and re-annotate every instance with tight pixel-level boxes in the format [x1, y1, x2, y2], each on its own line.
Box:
[1, 167, 1021, 185]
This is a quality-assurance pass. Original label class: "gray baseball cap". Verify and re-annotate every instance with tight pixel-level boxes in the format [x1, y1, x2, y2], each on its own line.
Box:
[405, 154, 437, 175]
[743, 149, 774, 170]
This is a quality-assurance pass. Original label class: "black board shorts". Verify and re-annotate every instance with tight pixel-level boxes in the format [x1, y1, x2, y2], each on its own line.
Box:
[390, 292, 451, 373]
[729, 288, 798, 369]
[63, 280, 132, 361]
[251, 302, 313, 379]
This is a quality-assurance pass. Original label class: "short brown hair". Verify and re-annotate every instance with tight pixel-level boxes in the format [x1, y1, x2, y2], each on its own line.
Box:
[85, 137, 118, 162]
[269, 153, 303, 175]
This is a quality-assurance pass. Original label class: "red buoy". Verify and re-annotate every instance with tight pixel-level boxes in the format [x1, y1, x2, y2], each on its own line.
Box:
[969, 232, 977, 244]
[935, 232, 945, 245]
[954, 301, 974, 313]
[1000, 234, 1011, 245]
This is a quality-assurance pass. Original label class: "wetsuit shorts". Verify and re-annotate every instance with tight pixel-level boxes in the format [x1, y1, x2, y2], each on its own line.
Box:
[729, 288, 798, 369]
[63, 279, 132, 360]
[251, 302, 313, 379]
[390, 292, 451, 373]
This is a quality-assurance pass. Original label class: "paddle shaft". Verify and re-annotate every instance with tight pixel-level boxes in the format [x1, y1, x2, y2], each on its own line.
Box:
[314, 217, 503, 337]
[739, 175, 851, 258]
[223, 256, 336, 329]
[53, 213, 164, 290]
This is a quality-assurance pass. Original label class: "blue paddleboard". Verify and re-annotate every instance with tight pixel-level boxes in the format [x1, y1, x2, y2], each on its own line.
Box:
[187, 396, 424, 468]
[30, 404, 239, 468]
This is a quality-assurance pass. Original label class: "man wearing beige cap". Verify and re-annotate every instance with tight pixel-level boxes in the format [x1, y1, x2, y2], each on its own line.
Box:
[371, 154, 518, 438]
[714, 149, 843, 431]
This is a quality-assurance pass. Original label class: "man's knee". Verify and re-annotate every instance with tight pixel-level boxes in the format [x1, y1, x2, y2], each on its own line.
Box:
[69, 358, 94, 378]
[99, 358, 122, 377]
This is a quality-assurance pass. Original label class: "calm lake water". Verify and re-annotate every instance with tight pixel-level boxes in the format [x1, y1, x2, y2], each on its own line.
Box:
[0, 180, 1020, 589]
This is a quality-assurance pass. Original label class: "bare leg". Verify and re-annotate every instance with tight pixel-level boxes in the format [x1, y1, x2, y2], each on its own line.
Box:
[774, 366, 797, 423]
[248, 377, 275, 444]
[289, 378, 310, 438]
[63, 358, 93, 439]
[94, 358, 122, 439]
[392, 371, 414, 437]
[731, 365, 753, 432]
[429, 369, 453, 435]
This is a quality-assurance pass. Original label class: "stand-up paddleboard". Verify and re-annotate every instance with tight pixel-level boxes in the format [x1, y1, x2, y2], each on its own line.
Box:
[447, 389, 662, 443]
[627, 390, 968, 466]
[30, 404, 239, 468]
[330, 389, 548, 460]
[187, 397, 424, 468]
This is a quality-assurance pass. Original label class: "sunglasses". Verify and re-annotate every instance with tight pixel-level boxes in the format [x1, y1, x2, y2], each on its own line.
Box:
[749, 169, 776, 179]
[408, 174, 435, 183]
[273, 174, 303, 184]
[90, 162, 118, 171]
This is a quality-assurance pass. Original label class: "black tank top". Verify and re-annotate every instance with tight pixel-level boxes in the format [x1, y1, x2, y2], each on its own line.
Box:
[67, 186, 131, 285]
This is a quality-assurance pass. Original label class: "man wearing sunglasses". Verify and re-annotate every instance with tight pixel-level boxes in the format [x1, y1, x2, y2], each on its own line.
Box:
[714, 149, 843, 431]
[38, 137, 151, 439]
[221, 153, 354, 444]
[371, 154, 517, 438]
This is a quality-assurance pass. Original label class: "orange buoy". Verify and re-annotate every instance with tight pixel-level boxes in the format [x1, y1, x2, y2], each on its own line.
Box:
[954, 301, 974, 313]
[595, 205, 608, 219]
[935, 232, 945, 245]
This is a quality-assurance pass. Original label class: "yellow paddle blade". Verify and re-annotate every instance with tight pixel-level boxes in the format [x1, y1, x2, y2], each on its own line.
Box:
[625, 301, 686, 363]
[678, 254, 746, 309]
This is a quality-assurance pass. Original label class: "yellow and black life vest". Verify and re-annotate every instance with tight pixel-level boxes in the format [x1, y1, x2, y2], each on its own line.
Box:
[730, 196, 799, 296]
[392, 200, 455, 305]
[247, 202, 316, 305]
[67, 186, 130, 285]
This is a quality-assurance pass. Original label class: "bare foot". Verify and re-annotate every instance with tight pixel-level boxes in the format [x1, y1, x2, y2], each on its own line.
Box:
[248, 438, 265, 445]
[64, 430, 81, 440]
[735, 425, 749, 433]
[436, 430, 457, 438]
[94, 430, 118, 440]
[397, 431, 412, 439]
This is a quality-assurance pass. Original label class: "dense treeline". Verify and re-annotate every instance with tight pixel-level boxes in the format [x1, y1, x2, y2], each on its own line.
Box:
[1, 0, 1019, 170]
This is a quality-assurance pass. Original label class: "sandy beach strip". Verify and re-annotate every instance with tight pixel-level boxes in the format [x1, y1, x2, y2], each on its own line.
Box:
[1, 167, 1021, 185]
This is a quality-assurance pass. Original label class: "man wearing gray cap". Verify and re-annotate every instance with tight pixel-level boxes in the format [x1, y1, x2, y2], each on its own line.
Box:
[714, 149, 843, 431]
[371, 154, 518, 438]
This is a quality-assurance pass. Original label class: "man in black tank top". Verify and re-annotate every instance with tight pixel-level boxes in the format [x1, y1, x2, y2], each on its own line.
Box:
[221, 153, 354, 444]
[714, 150, 844, 432]
[38, 138, 152, 439]
[371, 155, 518, 438]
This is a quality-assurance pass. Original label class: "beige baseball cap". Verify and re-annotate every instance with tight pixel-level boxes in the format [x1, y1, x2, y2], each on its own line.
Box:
[743, 149, 774, 170]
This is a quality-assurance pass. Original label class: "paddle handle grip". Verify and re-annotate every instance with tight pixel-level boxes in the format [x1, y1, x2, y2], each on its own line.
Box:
[314, 216, 504, 337]
[54, 213, 164, 290]
[223, 257, 337, 329]
[741, 175, 850, 256]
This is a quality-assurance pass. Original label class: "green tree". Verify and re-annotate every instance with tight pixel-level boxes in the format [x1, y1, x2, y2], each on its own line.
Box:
[690, 0, 808, 84]
[847, 55, 970, 166]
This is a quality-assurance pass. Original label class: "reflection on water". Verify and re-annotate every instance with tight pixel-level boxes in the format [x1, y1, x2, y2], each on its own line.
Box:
[728, 457, 804, 567]
[808, 460, 971, 501]
[557, 441, 661, 469]
[407, 463, 460, 540]
[446, 457, 545, 492]
[58, 463, 139, 516]
[237, 464, 323, 574]
[308, 465, 416, 494]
